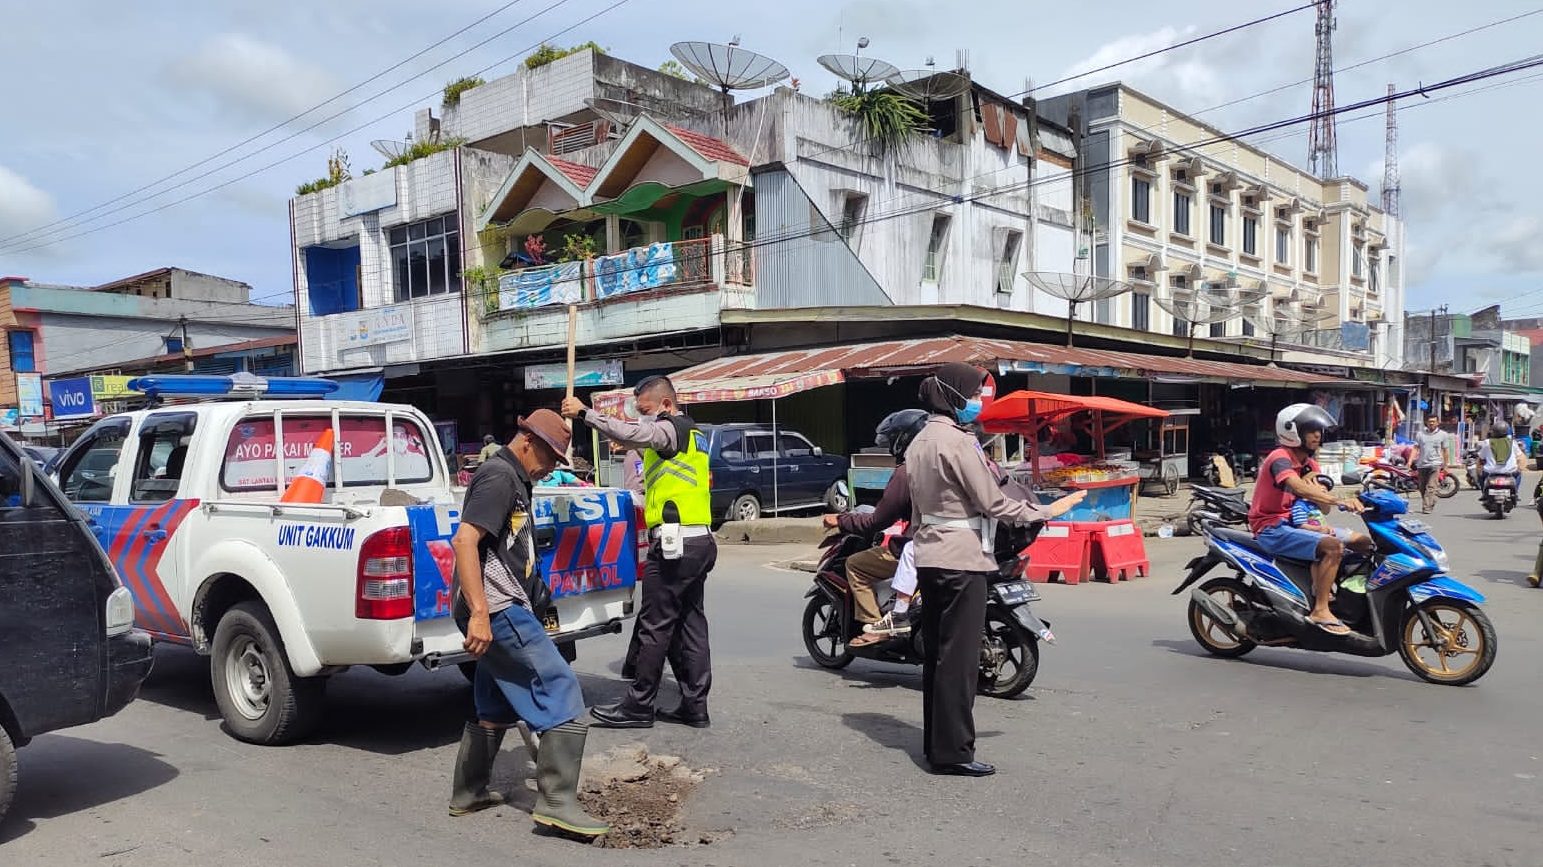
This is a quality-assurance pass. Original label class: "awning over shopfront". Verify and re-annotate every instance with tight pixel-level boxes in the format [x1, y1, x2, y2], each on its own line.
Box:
[981, 390, 1169, 436]
[590, 334, 1344, 417]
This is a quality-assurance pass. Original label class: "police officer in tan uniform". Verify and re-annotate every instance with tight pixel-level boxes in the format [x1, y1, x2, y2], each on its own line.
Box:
[907, 363, 1085, 777]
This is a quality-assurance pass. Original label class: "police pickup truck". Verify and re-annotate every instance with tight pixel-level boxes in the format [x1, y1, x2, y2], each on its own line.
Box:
[49, 375, 641, 745]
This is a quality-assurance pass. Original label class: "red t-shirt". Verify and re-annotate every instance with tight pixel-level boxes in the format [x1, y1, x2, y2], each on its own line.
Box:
[1248, 447, 1320, 534]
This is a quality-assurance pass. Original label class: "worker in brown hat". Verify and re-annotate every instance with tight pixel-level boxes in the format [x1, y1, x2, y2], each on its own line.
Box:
[447, 408, 608, 840]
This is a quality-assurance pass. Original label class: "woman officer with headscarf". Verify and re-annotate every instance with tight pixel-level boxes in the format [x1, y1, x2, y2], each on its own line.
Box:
[906, 362, 1086, 777]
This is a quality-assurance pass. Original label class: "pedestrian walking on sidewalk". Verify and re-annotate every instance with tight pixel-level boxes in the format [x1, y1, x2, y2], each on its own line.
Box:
[907, 363, 1084, 778]
[447, 409, 608, 840]
[1414, 415, 1453, 514]
[563, 376, 716, 730]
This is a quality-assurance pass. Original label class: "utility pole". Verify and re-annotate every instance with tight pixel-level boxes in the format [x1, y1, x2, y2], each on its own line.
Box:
[1427, 304, 1448, 425]
[180, 316, 192, 372]
[1381, 83, 1400, 216]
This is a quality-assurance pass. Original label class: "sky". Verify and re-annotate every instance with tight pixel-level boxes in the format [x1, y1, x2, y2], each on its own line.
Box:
[1, 0, 1539, 317]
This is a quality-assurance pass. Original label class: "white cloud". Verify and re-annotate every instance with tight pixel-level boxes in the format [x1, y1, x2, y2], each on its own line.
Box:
[1489, 215, 1543, 274]
[167, 33, 343, 122]
[1043, 26, 1229, 107]
[0, 165, 58, 240]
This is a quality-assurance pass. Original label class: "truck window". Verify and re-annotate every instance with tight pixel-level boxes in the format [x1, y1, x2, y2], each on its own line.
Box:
[0, 440, 65, 517]
[221, 414, 435, 491]
[130, 414, 197, 502]
[57, 421, 130, 503]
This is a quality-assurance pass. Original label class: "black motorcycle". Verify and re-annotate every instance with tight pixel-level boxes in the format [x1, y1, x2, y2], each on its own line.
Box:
[801, 523, 1050, 699]
[1479, 472, 1519, 519]
[1185, 484, 1249, 536]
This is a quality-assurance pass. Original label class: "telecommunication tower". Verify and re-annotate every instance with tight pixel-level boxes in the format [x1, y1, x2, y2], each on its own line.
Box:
[1307, 0, 1338, 178]
[1381, 83, 1401, 216]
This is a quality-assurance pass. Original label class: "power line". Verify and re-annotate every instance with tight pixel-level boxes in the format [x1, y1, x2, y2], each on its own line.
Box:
[0, 0, 629, 255]
[33, 51, 1543, 375]
[0, 0, 538, 248]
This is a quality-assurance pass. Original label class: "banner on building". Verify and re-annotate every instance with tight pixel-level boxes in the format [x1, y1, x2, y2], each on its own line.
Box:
[16, 373, 43, 418]
[48, 377, 96, 420]
[497, 262, 583, 311]
[90, 375, 136, 400]
[338, 305, 413, 349]
[1341, 321, 1371, 352]
[593, 242, 679, 300]
[339, 171, 398, 217]
[0, 408, 17, 430]
[524, 359, 623, 391]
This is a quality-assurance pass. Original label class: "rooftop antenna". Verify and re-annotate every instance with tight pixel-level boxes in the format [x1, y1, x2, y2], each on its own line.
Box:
[1307, 0, 1339, 178]
[370, 134, 412, 161]
[1244, 302, 1306, 366]
[1381, 82, 1401, 216]
[888, 54, 971, 102]
[819, 38, 899, 93]
[1023, 272, 1133, 347]
[1154, 279, 1257, 357]
[671, 39, 790, 134]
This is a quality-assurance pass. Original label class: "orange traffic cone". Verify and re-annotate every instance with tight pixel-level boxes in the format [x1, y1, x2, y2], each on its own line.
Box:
[280, 428, 334, 503]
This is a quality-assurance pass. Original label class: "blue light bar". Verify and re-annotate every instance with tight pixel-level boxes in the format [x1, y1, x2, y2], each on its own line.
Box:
[128, 373, 340, 399]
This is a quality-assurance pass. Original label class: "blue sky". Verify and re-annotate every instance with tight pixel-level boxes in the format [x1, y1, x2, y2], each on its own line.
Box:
[1, 0, 1538, 316]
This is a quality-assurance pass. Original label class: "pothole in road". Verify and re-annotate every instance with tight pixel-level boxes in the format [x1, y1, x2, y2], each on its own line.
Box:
[579, 744, 730, 849]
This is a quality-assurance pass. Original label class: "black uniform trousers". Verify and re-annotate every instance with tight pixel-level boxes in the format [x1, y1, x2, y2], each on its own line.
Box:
[917, 566, 989, 765]
[621, 534, 716, 714]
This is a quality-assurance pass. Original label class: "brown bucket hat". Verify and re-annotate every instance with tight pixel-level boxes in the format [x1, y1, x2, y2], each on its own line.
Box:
[517, 408, 572, 465]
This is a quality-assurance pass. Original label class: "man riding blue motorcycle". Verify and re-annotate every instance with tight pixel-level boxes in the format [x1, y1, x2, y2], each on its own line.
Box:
[1247, 404, 1365, 636]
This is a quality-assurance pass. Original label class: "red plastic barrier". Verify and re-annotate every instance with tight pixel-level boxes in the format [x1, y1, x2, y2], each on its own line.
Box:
[1024, 522, 1091, 585]
[1086, 520, 1149, 582]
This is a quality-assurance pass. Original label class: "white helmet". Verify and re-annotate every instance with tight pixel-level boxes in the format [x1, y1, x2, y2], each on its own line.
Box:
[1276, 403, 1335, 450]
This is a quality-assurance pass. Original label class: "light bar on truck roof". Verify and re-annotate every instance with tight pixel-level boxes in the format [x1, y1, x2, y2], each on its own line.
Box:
[128, 373, 341, 399]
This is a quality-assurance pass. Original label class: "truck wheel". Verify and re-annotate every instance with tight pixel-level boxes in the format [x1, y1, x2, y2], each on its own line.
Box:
[211, 602, 326, 745]
[0, 725, 16, 827]
[729, 493, 761, 522]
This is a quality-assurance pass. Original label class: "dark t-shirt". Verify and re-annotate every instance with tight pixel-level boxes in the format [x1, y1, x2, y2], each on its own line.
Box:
[459, 449, 539, 615]
[1248, 446, 1319, 534]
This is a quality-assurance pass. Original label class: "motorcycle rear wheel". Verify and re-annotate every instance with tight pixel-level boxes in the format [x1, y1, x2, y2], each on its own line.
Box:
[802, 596, 854, 669]
[1435, 474, 1459, 499]
[978, 609, 1038, 699]
[1188, 577, 1258, 658]
[1398, 600, 1496, 686]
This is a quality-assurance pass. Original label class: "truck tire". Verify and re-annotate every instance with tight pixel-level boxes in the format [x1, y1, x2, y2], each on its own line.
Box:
[211, 602, 326, 745]
[0, 725, 16, 827]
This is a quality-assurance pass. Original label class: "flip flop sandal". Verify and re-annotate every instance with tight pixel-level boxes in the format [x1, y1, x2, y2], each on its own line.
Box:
[1309, 617, 1351, 636]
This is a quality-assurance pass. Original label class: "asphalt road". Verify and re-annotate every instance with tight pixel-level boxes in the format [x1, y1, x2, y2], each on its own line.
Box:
[4, 491, 1542, 866]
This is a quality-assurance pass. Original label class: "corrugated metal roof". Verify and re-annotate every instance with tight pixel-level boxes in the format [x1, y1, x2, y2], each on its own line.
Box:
[671, 335, 1342, 386]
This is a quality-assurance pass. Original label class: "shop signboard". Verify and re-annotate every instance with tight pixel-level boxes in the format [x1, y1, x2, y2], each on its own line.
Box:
[16, 373, 43, 418]
[338, 305, 413, 349]
[48, 377, 96, 420]
[524, 359, 623, 391]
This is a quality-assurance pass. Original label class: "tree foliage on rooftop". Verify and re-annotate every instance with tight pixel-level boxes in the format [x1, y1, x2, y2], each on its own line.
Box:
[442, 75, 485, 108]
[829, 88, 927, 156]
[524, 41, 606, 70]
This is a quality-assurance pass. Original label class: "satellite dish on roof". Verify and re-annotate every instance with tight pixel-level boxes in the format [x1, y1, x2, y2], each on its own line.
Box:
[888, 68, 971, 102]
[670, 40, 790, 91]
[818, 54, 900, 89]
[370, 138, 411, 160]
[1024, 272, 1133, 348]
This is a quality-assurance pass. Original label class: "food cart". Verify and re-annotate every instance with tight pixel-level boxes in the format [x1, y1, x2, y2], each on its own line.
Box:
[1135, 408, 1198, 497]
[979, 391, 1170, 583]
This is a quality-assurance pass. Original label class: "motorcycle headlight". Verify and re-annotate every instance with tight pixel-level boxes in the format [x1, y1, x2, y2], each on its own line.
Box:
[1420, 542, 1450, 573]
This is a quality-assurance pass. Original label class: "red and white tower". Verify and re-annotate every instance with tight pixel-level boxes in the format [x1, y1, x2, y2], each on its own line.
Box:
[1307, 0, 1338, 178]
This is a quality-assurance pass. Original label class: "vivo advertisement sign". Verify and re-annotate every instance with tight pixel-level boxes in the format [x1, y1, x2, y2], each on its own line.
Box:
[49, 377, 96, 420]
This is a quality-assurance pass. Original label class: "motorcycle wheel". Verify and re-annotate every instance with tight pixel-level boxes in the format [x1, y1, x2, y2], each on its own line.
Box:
[1397, 600, 1496, 686]
[1185, 508, 1208, 538]
[801, 596, 854, 669]
[1435, 474, 1460, 499]
[977, 609, 1038, 699]
[1188, 577, 1257, 658]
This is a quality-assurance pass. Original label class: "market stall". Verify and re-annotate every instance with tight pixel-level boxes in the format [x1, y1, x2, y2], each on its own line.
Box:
[979, 390, 1169, 584]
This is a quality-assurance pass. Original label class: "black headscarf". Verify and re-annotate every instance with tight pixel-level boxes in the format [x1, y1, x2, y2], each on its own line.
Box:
[919, 362, 986, 416]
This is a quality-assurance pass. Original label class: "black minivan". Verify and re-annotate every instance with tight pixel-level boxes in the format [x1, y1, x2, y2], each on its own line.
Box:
[0, 431, 153, 824]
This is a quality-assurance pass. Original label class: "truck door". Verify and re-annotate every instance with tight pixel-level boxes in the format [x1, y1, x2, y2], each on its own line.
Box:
[112, 412, 199, 640]
[55, 416, 133, 555]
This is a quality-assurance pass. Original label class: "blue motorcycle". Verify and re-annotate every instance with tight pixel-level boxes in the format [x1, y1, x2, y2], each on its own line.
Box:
[1175, 487, 1497, 685]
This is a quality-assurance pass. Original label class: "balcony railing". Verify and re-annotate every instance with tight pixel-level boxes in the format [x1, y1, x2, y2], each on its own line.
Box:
[485, 234, 752, 319]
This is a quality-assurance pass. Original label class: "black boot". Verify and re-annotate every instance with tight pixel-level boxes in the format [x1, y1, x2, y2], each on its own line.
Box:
[449, 722, 507, 816]
[531, 721, 609, 839]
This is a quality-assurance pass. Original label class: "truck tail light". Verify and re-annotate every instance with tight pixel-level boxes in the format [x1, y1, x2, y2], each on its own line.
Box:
[357, 527, 414, 620]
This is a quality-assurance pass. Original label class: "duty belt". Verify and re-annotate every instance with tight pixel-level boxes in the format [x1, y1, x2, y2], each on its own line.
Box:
[920, 513, 997, 554]
[648, 525, 713, 538]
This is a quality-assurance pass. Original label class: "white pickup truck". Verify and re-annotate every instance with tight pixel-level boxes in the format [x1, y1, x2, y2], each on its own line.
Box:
[50, 380, 641, 745]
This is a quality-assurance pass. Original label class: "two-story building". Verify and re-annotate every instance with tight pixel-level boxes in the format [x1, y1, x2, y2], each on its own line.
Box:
[1039, 83, 1407, 369]
[290, 47, 1082, 446]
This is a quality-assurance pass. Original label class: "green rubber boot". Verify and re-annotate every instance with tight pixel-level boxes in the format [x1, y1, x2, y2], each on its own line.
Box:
[531, 721, 609, 839]
[448, 722, 507, 816]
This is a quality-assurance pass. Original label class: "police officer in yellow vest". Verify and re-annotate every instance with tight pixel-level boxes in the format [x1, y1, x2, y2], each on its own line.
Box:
[562, 376, 716, 729]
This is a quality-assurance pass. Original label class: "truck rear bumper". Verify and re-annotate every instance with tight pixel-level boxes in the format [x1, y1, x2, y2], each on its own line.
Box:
[417, 618, 625, 670]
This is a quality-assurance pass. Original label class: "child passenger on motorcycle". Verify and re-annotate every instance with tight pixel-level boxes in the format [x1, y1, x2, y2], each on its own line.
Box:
[1289, 474, 1375, 557]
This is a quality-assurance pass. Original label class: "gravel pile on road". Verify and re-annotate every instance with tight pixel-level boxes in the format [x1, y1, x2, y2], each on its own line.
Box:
[578, 744, 727, 849]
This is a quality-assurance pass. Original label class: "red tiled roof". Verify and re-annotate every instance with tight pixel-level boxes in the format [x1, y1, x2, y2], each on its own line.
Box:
[671, 335, 1343, 387]
[545, 155, 599, 188]
[666, 125, 749, 166]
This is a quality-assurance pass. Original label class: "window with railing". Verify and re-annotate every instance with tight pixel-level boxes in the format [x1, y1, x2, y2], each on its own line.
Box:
[1173, 190, 1192, 235]
[1131, 175, 1152, 224]
[1304, 236, 1318, 274]
[1242, 216, 1258, 256]
[1209, 202, 1227, 246]
[1132, 291, 1151, 331]
[1275, 226, 1290, 264]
